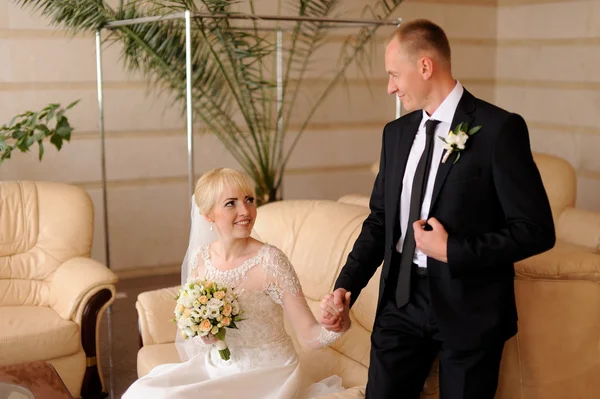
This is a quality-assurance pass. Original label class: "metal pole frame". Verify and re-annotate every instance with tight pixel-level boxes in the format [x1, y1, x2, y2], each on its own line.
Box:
[94, 9, 403, 273]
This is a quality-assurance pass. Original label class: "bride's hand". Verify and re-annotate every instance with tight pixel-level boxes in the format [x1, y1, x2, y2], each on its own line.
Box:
[201, 333, 218, 345]
[320, 290, 351, 333]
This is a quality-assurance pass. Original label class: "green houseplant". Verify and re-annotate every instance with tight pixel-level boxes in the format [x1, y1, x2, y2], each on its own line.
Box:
[0, 101, 79, 164]
[16, 0, 405, 203]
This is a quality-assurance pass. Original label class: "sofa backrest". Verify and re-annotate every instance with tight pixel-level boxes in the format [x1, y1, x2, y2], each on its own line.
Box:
[532, 152, 576, 221]
[0, 181, 94, 307]
[254, 200, 379, 371]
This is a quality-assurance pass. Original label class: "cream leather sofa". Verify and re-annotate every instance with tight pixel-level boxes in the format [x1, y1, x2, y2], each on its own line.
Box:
[135, 154, 600, 398]
[0, 181, 118, 398]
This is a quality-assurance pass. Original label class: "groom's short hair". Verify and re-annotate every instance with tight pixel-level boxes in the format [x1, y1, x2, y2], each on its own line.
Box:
[391, 19, 451, 68]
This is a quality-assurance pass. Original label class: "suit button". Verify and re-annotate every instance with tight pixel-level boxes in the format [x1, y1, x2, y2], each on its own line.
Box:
[389, 244, 394, 250]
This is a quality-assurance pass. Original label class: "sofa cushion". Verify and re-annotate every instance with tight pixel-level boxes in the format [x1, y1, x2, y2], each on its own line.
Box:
[137, 343, 182, 377]
[516, 241, 600, 282]
[0, 306, 80, 365]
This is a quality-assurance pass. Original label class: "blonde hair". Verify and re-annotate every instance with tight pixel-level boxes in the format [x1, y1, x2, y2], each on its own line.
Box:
[194, 168, 256, 215]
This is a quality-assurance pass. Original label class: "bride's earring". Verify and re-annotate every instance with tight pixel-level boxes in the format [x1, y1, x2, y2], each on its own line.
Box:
[209, 222, 214, 231]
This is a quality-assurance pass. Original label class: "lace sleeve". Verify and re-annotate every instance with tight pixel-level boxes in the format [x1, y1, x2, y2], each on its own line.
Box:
[188, 246, 207, 282]
[264, 245, 344, 349]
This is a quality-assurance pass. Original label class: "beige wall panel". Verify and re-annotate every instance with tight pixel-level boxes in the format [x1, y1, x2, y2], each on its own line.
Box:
[282, 168, 375, 200]
[0, 87, 185, 133]
[577, 133, 600, 173]
[0, 127, 382, 186]
[452, 44, 496, 80]
[6, 37, 141, 83]
[495, 86, 600, 127]
[529, 128, 581, 170]
[0, 39, 9, 82]
[286, 82, 396, 125]
[577, 174, 600, 211]
[102, 182, 191, 271]
[0, 137, 102, 182]
[285, 128, 382, 169]
[0, 3, 8, 30]
[496, 44, 600, 82]
[498, 1, 600, 39]
[6, 2, 55, 30]
[457, 81, 495, 103]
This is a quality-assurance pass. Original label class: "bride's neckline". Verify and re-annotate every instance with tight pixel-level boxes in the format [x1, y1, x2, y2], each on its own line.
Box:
[204, 242, 268, 273]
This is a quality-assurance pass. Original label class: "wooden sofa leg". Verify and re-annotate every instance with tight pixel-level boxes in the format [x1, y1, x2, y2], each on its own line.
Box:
[80, 289, 112, 399]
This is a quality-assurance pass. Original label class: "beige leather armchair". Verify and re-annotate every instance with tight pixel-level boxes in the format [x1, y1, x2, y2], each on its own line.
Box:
[0, 181, 117, 398]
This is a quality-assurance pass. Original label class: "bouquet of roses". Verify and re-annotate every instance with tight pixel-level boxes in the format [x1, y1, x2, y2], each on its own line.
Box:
[173, 279, 242, 360]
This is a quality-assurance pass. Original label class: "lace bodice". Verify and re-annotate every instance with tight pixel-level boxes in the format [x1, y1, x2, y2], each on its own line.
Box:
[182, 243, 342, 372]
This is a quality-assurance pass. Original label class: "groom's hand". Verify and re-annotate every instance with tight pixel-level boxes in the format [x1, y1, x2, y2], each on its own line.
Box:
[320, 288, 352, 333]
[414, 217, 448, 263]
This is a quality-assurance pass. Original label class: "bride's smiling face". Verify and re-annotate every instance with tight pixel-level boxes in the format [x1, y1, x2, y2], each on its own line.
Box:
[209, 185, 257, 239]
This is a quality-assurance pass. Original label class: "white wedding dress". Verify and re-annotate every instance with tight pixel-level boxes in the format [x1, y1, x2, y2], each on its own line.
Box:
[122, 243, 345, 399]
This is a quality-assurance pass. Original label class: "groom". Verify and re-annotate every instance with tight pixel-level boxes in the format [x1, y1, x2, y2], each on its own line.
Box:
[320, 19, 555, 398]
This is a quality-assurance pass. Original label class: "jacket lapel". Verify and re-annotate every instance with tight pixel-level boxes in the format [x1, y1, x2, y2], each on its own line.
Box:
[428, 90, 476, 214]
[390, 111, 421, 243]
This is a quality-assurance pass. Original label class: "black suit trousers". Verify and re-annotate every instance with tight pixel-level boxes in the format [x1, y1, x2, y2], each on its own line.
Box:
[365, 254, 505, 399]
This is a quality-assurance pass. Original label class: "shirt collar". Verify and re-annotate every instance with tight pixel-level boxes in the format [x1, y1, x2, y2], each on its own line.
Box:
[420, 80, 464, 129]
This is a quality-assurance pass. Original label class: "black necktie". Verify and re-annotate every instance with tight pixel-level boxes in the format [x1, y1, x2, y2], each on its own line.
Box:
[396, 119, 441, 308]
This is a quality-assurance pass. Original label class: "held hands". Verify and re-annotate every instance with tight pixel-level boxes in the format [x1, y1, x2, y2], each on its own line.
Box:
[414, 217, 448, 263]
[319, 288, 352, 333]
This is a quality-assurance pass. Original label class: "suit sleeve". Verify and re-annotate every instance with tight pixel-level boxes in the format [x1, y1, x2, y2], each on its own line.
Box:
[447, 113, 556, 273]
[334, 126, 388, 304]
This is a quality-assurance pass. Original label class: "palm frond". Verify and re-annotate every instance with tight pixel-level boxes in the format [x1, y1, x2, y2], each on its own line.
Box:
[15, 0, 407, 203]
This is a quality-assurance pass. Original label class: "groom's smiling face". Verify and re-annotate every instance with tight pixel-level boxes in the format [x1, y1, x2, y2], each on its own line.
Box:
[385, 38, 432, 113]
[210, 185, 257, 239]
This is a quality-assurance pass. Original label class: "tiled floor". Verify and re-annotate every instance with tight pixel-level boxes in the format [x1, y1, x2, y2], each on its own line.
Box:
[98, 273, 180, 399]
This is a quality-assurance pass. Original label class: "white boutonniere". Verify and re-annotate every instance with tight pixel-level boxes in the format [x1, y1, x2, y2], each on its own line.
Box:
[439, 122, 482, 164]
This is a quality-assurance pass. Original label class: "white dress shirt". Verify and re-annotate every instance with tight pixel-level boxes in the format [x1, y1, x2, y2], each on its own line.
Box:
[396, 81, 464, 267]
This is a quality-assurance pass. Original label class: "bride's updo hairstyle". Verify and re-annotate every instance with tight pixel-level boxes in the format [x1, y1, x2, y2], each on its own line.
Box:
[194, 168, 256, 215]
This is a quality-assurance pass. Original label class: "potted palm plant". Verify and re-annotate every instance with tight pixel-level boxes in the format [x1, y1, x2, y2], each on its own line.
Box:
[16, 0, 404, 203]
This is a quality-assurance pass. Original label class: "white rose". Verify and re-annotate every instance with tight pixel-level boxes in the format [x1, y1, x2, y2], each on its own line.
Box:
[211, 326, 219, 335]
[445, 133, 458, 146]
[208, 308, 220, 319]
[199, 306, 209, 318]
[455, 132, 468, 150]
[208, 298, 223, 308]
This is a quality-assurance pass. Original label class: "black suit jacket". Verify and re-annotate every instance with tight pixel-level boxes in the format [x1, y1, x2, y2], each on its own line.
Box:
[334, 89, 556, 350]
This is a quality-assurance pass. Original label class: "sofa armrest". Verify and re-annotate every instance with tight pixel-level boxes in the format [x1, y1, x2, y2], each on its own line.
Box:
[515, 242, 600, 283]
[556, 208, 600, 253]
[337, 195, 370, 208]
[137, 286, 179, 346]
[48, 257, 118, 320]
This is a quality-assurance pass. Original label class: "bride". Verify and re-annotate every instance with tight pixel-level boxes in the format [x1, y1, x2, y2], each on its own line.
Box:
[122, 168, 352, 399]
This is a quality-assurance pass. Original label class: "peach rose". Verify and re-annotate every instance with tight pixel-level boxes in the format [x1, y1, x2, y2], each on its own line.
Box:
[198, 295, 208, 304]
[200, 319, 213, 332]
[213, 291, 226, 300]
[222, 303, 233, 317]
[221, 317, 231, 327]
